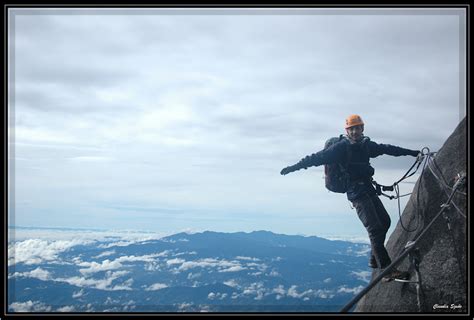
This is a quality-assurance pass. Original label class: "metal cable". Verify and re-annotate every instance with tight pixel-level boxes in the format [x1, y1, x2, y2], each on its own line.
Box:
[426, 156, 467, 218]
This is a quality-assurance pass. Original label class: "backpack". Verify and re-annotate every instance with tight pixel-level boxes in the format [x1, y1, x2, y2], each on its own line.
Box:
[323, 135, 351, 193]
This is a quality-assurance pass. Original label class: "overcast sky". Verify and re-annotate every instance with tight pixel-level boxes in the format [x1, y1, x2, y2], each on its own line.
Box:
[8, 7, 466, 240]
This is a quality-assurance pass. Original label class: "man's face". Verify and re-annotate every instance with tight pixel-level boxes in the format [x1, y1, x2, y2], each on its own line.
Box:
[346, 125, 364, 142]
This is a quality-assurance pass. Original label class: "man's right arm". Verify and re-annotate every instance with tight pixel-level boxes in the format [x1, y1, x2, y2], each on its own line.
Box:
[280, 153, 321, 175]
[280, 141, 345, 175]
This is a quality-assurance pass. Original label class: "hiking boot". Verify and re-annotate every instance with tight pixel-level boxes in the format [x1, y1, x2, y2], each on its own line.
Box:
[382, 268, 410, 282]
[368, 256, 377, 269]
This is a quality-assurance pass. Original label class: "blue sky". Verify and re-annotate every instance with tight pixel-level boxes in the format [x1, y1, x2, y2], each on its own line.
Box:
[7, 7, 466, 240]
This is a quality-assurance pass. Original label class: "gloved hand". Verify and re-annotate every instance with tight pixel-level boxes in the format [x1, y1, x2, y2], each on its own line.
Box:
[416, 152, 425, 163]
[280, 165, 297, 175]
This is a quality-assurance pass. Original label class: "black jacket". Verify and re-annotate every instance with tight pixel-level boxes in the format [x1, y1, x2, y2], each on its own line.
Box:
[293, 136, 419, 201]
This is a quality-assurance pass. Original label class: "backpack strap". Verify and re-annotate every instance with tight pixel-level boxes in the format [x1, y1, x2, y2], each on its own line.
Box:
[361, 136, 371, 158]
[338, 135, 352, 169]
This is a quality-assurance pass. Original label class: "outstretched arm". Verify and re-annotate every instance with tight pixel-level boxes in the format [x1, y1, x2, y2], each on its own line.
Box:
[368, 141, 419, 158]
[280, 142, 346, 175]
[280, 153, 321, 175]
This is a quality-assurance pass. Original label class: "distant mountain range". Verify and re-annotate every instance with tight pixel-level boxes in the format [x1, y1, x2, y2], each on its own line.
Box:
[8, 229, 371, 313]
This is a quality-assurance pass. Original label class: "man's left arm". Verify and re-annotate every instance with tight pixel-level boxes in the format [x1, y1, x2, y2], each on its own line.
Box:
[368, 141, 419, 158]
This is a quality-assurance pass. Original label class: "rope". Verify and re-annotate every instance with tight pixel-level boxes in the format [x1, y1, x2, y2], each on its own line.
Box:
[403, 152, 430, 233]
[340, 172, 466, 313]
[448, 200, 467, 219]
[433, 153, 468, 285]
[394, 184, 416, 232]
[374, 147, 467, 232]
[383, 148, 430, 233]
[426, 156, 467, 218]
[427, 156, 467, 197]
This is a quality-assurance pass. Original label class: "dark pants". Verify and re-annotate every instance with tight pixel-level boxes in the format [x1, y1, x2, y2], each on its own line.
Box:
[352, 193, 392, 268]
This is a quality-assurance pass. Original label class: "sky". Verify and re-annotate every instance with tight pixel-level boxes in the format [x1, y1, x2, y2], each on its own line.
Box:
[7, 7, 467, 240]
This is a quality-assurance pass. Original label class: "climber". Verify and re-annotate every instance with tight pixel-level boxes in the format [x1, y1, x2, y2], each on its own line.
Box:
[280, 114, 421, 281]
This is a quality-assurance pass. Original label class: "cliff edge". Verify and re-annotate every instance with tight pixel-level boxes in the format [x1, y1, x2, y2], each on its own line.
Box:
[355, 117, 467, 313]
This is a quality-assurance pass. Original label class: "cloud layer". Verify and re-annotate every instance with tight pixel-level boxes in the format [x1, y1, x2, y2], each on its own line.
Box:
[8, 227, 379, 312]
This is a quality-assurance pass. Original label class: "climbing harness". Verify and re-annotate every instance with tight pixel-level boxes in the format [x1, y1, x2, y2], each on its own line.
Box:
[340, 171, 466, 313]
[372, 147, 431, 199]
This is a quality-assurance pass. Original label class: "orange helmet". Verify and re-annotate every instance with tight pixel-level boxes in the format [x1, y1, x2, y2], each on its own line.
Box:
[345, 114, 364, 129]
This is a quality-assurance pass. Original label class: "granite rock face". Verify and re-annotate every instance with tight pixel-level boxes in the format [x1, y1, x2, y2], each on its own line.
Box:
[355, 117, 467, 313]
